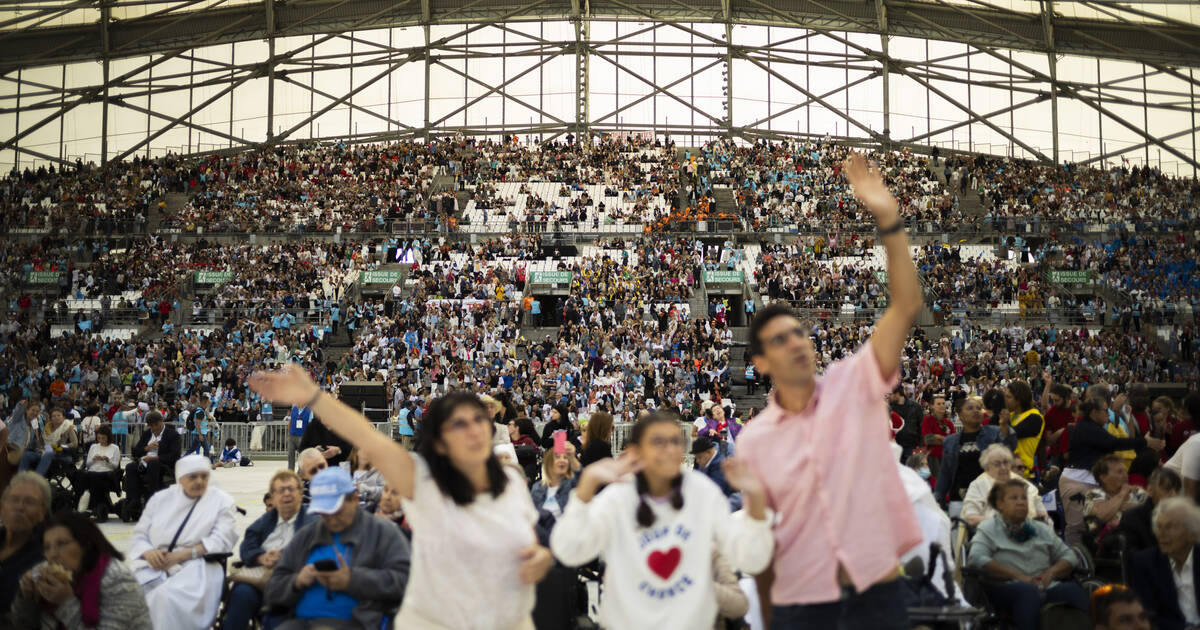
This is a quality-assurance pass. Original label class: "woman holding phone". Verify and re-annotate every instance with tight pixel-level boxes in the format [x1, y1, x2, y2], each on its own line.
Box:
[550, 411, 774, 629]
[248, 365, 553, 630]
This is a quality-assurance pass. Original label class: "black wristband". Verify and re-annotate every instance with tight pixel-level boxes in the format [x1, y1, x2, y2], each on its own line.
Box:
[304, 388, 322, 409]
[877, 219, 905, 237]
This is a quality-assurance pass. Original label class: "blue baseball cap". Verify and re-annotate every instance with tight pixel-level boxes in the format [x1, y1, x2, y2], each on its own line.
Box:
[308, 467, 357, 515]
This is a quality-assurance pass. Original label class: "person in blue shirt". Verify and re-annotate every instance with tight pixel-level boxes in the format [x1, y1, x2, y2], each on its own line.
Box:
[287, 405, 313, 471]
[218, 438, 248, 468]
[262, 468, 409, 629]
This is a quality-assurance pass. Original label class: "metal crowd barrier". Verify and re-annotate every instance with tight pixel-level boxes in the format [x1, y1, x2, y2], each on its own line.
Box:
[114, 421, 394, 460]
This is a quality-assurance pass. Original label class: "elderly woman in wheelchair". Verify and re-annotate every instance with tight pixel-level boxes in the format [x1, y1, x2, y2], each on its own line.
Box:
[966, 478, 1089, 630]
[961, 444, 1049, 528]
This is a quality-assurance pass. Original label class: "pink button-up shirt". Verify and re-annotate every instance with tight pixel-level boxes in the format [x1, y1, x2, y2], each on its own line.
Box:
[736, 343, 922, 605]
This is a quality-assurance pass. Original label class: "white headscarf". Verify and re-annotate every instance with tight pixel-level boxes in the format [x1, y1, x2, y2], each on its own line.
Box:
[175, 454, 211, 482]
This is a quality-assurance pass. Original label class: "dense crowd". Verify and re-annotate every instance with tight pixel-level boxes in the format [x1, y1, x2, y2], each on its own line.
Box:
[1, 147, 1200, 630]
[973, 157, 1200, 228]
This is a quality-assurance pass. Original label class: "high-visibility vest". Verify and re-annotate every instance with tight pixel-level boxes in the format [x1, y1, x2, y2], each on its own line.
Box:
[1010, 408, 1044, 478]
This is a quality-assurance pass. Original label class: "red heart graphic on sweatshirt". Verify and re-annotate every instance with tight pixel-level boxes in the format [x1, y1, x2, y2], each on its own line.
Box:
[647, 547, 682, 580]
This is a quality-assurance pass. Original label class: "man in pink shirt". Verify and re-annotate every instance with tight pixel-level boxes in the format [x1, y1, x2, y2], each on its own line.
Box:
[737, 153, 924, 630]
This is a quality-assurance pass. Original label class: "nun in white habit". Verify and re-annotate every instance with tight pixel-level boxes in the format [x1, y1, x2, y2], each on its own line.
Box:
[128, 454, 239, 630]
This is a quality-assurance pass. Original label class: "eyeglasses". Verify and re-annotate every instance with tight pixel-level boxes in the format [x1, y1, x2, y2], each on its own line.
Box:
[305, 463, 327, 477]
[647, 436, 685, 449]
[273, 485, 300, 495]
[762, 326, 808, 349]
[986, 460, 1012, 469]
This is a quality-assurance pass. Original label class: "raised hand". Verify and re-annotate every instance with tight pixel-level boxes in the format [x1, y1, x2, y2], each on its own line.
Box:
[577, 451, 643, 502]
[581, 451, 643, 487]
[248, 364, 319, 407]
[843, 152, 900, 220]
[721, 456, 763, 496]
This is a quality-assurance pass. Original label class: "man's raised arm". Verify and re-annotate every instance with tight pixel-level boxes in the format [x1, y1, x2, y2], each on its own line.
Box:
[843, 153, 923, 381]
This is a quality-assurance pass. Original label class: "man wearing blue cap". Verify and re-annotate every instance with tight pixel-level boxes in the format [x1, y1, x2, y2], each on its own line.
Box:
[264, 467, 411, 630]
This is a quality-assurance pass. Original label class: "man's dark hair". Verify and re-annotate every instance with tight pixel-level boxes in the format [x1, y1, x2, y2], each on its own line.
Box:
[982, 389, 1006, 419]
[145, 411, 164, 425]
[1049, 384, 1072, 402]
[225, 438, 236, 447]
[748, 303, 799, 358]
[1091, 586, 1141, 627]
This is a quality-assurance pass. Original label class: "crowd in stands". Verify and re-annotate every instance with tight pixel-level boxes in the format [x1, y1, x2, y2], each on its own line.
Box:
[3, 137, 1200, 630]
[162, 141, 455, 233]
[2, 156, 172, 233]
[972, 156, 1200, 228]
[698, 139, 961, 231]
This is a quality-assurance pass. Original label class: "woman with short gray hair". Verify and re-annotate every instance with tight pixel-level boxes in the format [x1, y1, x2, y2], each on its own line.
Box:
[0, 471, 51, 625]
[961, 444, 1048, 526]
[1130, 496, 1200, 630]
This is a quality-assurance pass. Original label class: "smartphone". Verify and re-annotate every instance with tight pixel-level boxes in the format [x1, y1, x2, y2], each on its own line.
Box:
[313, 558, 339, 572]
[553, 430, 567, 454]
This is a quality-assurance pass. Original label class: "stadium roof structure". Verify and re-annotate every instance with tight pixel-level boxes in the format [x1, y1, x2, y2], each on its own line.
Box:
[2, 0, 1198, 173]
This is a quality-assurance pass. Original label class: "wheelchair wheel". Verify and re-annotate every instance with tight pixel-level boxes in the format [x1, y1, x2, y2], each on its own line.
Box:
[49, 475, 76, 514]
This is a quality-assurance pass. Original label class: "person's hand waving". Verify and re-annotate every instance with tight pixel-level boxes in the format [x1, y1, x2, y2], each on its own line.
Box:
[248, 364, 319, 407]
[843, 153, 900, 219]
[722, 456, 769, 521]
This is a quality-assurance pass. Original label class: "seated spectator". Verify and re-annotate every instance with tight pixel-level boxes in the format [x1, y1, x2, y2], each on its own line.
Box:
[1129, 496, 1200, 630]
[223, 470, 314, 630]
[1119, 468, 1183, 555]
[343, 448, 383, 507]
[373, 482, 409, 538]
[0, 472, 50, 626]
[1063, 398, 1162, 545]
[1091, 585, 1151, 630]
[79, 425, 121, 523]
[218, 438, 247, 468]
[1085, 455, 1149, 549]
[712, 549, 750, 630]
[121, 412, 181, 522]
[297, 447, 328, 506]
[962, 444, 1048, 526]
[530, 442, 579, 520]
[11, 511, 151, 629]
[691, 436, 741, 510]
[967, 478, 1088, 630]
[264, 467, 411, 630]
[19, 407, 78, 477]
[507, 417, 542, 480]
[128, 454, 238, 630]
[579, 411, 613, 467]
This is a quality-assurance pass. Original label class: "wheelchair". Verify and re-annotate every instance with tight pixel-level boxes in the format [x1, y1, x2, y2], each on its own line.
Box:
[959, 537, 1101, 630]
[44, 456, 79, 514]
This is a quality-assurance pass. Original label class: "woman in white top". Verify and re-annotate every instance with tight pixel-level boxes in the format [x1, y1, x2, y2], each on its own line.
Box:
[961, 443, 1048, 526]
[550, 411, 774, 630]
[249, 365, 553, 630]
[80, 424, 122, 522]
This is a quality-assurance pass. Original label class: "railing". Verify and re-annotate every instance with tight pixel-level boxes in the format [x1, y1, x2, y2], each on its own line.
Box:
[5, 215, 1177, 241]
[117, 421, 394, 460]
[3, 306, 148, 327]
[185, 306, 331, 327]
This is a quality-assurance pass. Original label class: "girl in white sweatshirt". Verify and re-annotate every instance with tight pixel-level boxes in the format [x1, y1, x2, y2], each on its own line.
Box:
[550, 411, 774, 630]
